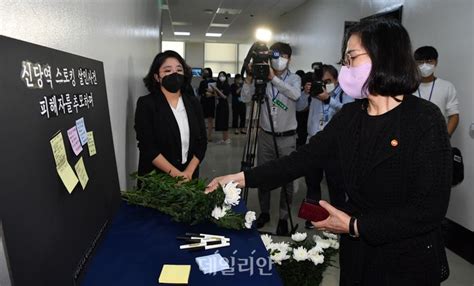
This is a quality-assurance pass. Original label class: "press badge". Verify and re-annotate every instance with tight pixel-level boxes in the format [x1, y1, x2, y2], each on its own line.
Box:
[272, 98, 288, 111]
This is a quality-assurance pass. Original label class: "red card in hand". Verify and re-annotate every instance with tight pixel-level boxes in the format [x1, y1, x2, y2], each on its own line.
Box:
[298, 200, 329, 222]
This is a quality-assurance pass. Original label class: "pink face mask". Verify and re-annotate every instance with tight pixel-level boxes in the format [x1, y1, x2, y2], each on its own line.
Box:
[338, 62, 372, 99]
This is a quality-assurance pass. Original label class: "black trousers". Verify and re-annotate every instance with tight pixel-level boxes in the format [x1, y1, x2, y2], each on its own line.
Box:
[232, 102, 246, 129]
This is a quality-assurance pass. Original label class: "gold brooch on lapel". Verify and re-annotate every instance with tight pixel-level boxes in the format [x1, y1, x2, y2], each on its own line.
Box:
[391, 139, 399, 147]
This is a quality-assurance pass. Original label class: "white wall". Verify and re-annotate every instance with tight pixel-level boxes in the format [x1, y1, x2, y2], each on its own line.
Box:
[273, 0, 361, 71]
[274, 0, 474, 231]
[0, 0, 162, 190]
[185, 42, 205, 68]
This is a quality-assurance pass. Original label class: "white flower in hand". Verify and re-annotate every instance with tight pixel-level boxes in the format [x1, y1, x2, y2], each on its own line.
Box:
[260, 234, 273, 249]
[211, 205, 228, 220]
[245, 211, 256, 229]
[222, 181, 241, 206]
[291, 232, 307, 242]
[292, 246, 309, 261]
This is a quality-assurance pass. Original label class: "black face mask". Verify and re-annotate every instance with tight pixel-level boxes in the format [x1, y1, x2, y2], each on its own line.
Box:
[161, 73, 184, 93]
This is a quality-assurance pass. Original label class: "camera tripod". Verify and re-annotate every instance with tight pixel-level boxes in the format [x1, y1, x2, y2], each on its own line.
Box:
[240, 83, 298, 236]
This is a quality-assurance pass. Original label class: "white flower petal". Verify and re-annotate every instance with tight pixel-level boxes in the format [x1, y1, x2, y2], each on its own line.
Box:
[292, 246, 309, 261]
[211, 205, 227, 220]
[291, 232, 307, 242]
[260, 234, 273, 248]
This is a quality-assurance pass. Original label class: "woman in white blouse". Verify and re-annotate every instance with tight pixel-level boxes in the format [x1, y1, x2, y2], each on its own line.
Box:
[135, 51, 207, 183]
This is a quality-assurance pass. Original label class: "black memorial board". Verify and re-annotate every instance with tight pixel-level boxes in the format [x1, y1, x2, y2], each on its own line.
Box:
[0, 36, 121, 286]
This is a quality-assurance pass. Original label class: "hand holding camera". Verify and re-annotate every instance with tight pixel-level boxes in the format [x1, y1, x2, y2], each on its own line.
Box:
[316, 89, 330, 101]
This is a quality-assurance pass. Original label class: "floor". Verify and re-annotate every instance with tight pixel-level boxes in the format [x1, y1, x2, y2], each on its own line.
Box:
[201, 131, 474, 286]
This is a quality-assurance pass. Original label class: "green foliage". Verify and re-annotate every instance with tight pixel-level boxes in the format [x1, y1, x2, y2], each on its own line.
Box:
[121, 171, 246, 229]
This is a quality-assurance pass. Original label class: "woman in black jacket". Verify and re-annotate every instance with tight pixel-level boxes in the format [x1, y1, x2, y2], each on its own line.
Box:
[135, 51, 207, 182]
[206, 19, 451, 285]
[213, 71, 231, 144]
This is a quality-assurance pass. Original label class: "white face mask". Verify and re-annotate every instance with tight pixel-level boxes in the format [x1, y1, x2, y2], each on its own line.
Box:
[219, 76, 226, 82]
[418, 63, 436, 77]
[271, 57, 289, 71]
[325, 83, 335, 93]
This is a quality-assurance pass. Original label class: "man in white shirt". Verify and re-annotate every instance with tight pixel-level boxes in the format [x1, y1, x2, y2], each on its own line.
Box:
[241, 42, 301, 235]
[414, 46, 460, 136]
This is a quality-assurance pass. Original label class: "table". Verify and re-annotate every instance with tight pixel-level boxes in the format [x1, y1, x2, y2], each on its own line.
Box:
[81, 201, 283, 285]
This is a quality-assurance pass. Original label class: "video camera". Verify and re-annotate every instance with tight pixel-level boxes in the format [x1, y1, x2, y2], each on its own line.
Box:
[310, 62, 325, 97]
[240, 42, 279, 96]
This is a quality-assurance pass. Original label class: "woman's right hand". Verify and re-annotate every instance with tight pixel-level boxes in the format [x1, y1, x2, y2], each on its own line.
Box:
[205, 172, 245, 194]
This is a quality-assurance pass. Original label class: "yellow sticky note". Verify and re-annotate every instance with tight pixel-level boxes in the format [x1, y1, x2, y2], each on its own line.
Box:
[57, 164, 79, 194]
[50, 132, 67, 168]
[74, 157, 89, 190]
[87, 131, 96, 156]
[158, 264, 191, 284]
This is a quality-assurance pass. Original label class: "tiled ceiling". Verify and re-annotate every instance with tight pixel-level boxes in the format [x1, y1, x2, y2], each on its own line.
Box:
[161, 0, 307, 43]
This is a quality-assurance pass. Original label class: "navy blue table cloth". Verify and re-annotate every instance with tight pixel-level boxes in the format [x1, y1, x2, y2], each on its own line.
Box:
[81, 201, 283, 285]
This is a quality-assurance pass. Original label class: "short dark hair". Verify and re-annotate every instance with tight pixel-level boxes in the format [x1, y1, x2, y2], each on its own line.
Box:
[414, 46, 439, 61]
[234, 73, 242, 80]
[270, 42, 292, 58]
[295, 70, 305, 79]
[302, 72, 313, 85]
[322, 65, 338, 80]
[203, 67, 213, 78]
[143, 50, 191, 93]
[346, 18, 420, 96]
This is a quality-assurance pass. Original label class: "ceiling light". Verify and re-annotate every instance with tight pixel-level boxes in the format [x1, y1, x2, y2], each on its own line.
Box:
[206, 33, 222, 37]
[203, 9, 214, 14]
[216, 8, 242, 15]
[172, 22, 190, 26]
[255, 28, 272, 42]
[210, 23, 230, 28]
[174, 32, 190, 36]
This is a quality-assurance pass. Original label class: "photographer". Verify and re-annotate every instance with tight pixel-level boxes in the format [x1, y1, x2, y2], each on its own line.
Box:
[296, 64, 354, 228]
[241, 42, 301, 235]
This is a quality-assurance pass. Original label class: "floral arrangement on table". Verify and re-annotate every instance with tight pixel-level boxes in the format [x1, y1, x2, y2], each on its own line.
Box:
[261, 231, 339, 286]
[121, 171, 255, 230]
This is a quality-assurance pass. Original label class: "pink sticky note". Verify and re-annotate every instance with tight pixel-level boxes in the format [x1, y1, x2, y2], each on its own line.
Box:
[67, 126, 83, 156]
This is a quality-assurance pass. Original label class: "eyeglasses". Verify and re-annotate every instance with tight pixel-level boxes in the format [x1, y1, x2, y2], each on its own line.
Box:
[342, 51, 368, 67]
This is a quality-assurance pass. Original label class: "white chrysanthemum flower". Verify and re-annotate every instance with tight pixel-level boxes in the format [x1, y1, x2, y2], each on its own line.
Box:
[313, 235, 331, 249]
[329, 239, 340, 249]
[308, 245, 323, 255]
[291, 232, 307, 242]
[244, 211, 256, 229]
[268, 241, 291, 253]
[222, 181, 241, 206]
[292, 246, 309, 261]
[211, 205, 227, 220]
[260, 234, 273, 249]
[322, 231, 338, 240]
[309, 252, 325, 266]
[270, 249, 290, 265]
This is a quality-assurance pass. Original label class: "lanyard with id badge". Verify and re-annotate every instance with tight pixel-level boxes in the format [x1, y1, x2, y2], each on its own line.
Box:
[320, 103, 330, 128]
[270, 72, 289, 116]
